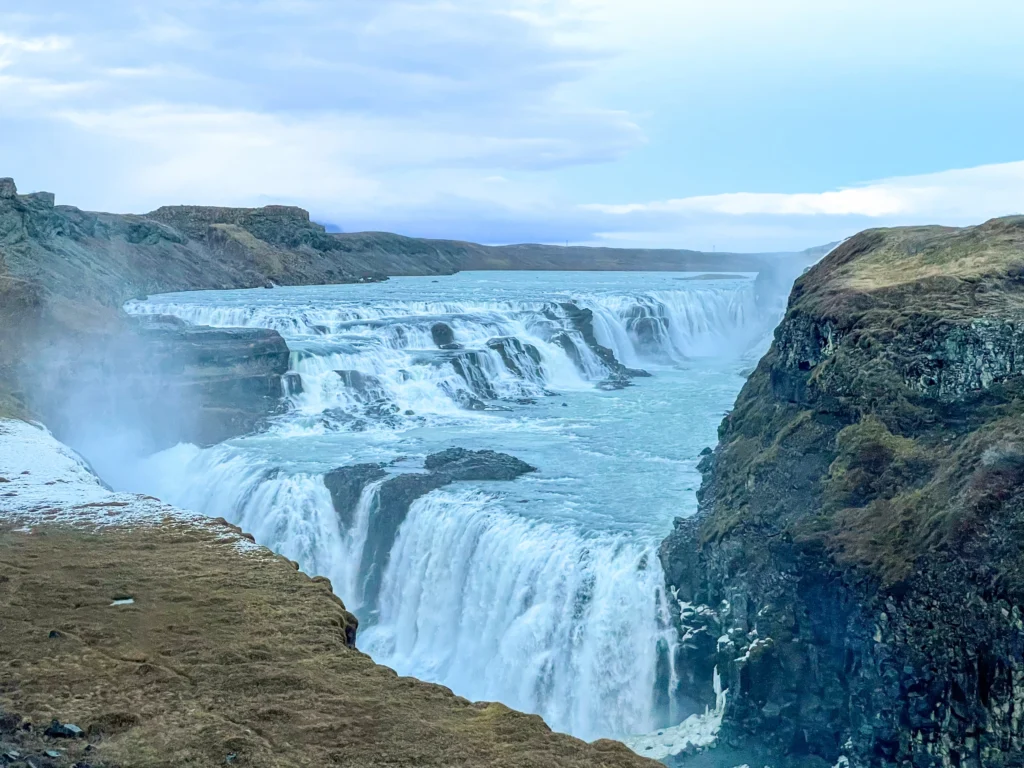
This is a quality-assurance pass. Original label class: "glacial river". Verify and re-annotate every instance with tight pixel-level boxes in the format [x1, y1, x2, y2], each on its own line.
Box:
[118, 270, 776, 743]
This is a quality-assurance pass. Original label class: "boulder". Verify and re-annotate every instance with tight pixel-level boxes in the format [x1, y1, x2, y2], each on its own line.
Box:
[430, 323, 457, 348]
[44, 720, 83, 738]
[0, 178, 16, 199]
[424, 448, 536, 482]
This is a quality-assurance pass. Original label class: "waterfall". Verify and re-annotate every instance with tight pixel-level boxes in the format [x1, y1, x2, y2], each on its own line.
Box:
[360, 488, 676, 741]
[126, 281, 765, 429]
[118, 273, 776, 745]
[128, 443, 677, 739]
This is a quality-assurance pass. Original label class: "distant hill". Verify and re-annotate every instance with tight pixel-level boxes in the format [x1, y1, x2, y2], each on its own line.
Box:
[1, 177, 830, 311]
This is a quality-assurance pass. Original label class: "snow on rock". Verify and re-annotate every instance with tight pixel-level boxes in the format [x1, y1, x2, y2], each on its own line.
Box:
[0, 419, 261, 553]
[623, 666, 728, 760]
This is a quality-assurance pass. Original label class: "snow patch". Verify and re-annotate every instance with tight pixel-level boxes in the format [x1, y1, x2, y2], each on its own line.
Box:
[0, 420, 262, 555]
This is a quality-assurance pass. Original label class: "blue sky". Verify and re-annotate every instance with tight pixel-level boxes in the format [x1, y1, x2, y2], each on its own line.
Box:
[2, 0, 1023, 251]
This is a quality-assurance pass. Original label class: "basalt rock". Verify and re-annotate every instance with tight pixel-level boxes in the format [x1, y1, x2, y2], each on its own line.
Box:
[332, 449, 537, 613]
[323, 463, 387, 529]
[431, 322, 458, 349]
[557, 302, 650, 383]
[424, 447, 537, 481]
[487, 336, 544, 379]
[659, 218, 1024, 768]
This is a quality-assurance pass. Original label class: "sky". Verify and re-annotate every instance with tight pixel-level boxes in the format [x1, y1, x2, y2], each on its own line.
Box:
[2, 0, 1023, 251]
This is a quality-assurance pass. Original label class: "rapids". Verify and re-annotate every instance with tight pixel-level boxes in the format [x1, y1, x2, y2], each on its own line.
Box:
[117, 270, 780, 743]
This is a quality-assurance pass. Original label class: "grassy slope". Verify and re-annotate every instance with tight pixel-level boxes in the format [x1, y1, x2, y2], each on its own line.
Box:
[0, 520, 655, 768]
[701, 216, 1024, 588]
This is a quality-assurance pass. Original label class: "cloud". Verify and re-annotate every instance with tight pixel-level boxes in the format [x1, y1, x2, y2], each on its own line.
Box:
[0, 33, 70, 54]
[585, 161, 1024, 221]
[0, 1, 641, 219]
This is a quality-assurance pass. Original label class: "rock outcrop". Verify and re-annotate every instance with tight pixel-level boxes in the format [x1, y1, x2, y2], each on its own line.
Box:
[326, 449, 537, 612]
[556, 302, 650, 387]
[659, 218, 1024, 767]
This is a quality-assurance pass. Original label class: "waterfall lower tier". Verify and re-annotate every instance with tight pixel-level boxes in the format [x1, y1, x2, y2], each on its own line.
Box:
[130, 445, 676, 740]
[362, 489, 676, 740]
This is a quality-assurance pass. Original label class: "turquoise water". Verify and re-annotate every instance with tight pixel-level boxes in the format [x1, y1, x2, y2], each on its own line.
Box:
[119, 270, 773, 742]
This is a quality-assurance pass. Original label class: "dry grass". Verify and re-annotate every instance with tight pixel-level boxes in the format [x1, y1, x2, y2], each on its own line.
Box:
[826, 218, 1024, 290]
[792, 217, 1024, 321]
[0, 521, 656, 768]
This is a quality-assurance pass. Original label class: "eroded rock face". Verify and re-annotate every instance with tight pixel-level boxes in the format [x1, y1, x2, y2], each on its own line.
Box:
[323, 463, 387, 529]
[558, 302, 650, 386]
[29, 316, 291, 450]
[660, 221, 1024, 768]
[327, 449, 537, 613]
[0, 177, 18, 199]
[487, 336, 544, 379]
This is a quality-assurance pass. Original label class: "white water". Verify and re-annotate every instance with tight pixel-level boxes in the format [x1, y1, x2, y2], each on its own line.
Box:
[118, 271, 781, 743]
[361, 489, 675, 738]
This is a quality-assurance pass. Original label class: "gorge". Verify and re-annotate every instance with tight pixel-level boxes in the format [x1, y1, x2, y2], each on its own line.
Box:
[2, 178, 1023, 768]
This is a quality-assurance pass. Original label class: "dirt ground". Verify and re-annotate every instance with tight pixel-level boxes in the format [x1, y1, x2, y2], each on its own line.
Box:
[0, 520, 657, 768]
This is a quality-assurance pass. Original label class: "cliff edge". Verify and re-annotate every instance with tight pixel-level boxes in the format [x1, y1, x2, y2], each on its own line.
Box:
[0, 420, 656, 768]
[660, 218, 1024, 767]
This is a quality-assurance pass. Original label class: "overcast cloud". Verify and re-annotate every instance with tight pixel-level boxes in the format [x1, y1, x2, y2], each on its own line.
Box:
[2, 1, 1024, 251]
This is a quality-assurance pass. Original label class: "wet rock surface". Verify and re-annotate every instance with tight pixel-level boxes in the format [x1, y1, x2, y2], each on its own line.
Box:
[660, 219, 1024, 767]
[424, 447, 537, 481]
[323, 463, 387, 529]
[557, 302, 650, 386]
[430, 322, 459, 349]
[328, 449, 537, 611]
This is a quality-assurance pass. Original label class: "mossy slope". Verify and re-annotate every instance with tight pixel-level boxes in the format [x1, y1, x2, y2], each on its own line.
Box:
[661, 217, 1024, 767]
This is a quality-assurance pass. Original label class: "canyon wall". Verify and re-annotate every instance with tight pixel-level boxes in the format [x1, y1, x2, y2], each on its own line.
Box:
[660, 219, 1024, 767]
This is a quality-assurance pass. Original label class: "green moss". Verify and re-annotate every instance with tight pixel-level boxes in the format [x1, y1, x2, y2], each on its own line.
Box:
[823, 417, 932, 510]
[696, 216, 1024, 587]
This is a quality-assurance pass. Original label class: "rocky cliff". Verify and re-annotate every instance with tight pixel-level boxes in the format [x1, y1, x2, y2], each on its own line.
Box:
[660, 218, 1024, 767]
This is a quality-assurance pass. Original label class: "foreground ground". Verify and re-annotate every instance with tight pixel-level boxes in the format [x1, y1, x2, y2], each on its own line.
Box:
[0, 420, 656, 768]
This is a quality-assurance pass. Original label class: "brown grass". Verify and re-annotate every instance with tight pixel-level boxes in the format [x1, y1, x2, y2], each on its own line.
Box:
[0, 521, 656, 768]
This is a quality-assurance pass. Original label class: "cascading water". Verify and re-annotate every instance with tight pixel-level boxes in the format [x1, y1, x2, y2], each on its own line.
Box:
[360, 489, 676, 739]
[118, 270, 783, 744]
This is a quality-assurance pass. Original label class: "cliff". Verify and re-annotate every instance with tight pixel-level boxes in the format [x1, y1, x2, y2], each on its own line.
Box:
[1, 177, 824, 307]
[660, 218, 1024, 767]
[0, 420, 657, 768]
